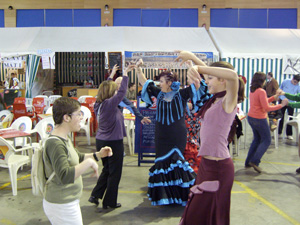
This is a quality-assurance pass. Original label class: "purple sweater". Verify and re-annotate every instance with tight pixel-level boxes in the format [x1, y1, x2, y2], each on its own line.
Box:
[199, 98, 236, 158]
[94, 76, 128, 141]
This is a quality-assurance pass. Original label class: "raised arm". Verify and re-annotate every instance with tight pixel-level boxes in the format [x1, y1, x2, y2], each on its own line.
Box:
[108, 64, 119, 80]
[175, 50, 207, 66]
[135, 59, 147, 86]
[188, 65, 238, 114]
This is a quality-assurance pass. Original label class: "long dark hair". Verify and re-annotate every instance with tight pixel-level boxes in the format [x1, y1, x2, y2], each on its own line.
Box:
[250, 72, 266, 93]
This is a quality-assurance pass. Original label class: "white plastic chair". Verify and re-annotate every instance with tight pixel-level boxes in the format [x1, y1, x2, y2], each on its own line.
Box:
[282, 113, 300, 144]
[35, 95, 48, 99]
[30, 116, 55, 145]
[0, 136, 32, 195]
[49, 95, 62, 105]
[0, 110, 14, 128]
[45, 106, 53, 115]
[78, 95, 93, 103]
[76, 106, 91, 145]
[9, 116, 33, 148]
[42, 90, 54, 97]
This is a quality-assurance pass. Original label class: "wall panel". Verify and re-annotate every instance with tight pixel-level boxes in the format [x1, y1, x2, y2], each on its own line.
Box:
[0, 0, 299, 28]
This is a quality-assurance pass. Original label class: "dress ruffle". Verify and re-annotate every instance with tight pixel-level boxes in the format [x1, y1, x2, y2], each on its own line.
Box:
[148, 148, 196, 206]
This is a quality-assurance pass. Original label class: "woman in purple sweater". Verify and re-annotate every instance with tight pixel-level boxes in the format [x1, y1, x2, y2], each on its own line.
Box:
[89, 65, 135, 209]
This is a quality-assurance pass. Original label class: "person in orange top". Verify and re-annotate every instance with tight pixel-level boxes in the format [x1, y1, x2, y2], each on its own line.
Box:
[246, 72, 289, 173]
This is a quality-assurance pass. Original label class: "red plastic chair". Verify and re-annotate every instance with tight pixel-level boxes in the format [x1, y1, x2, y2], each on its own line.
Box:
[12, 103, 35, 122]
[83, 97, 97, 134]
[32, 97, 46, 123]
[13, 97, 26, 104]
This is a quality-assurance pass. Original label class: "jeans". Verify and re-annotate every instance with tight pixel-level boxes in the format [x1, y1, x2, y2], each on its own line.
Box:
[246, 116, 271, 166]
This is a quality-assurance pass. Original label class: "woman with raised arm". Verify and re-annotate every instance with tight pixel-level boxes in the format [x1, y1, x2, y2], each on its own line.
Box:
[178, 55, 242, 225]
[135, 58, 211, 206]
[88, 65, 135, 209]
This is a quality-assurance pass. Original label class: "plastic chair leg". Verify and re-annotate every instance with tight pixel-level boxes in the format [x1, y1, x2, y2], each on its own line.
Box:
[9, 164, 17, 196]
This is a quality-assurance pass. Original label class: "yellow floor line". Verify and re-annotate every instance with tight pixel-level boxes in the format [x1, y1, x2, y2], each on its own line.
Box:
[0, 219, 16, 225]
[0, 174, 31, 190]
[234, 158, 300, 167]
[235, 181, 300, 225]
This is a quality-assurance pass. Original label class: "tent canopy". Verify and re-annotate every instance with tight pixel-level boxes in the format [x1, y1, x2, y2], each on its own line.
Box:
[209, 27, 300, 59]
[0, 27, 218, 57]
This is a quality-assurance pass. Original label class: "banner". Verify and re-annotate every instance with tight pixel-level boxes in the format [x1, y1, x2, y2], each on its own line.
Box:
[125, 51, 213, 69]
[1, 56, 26, 68]
[283, 55, 300, 74]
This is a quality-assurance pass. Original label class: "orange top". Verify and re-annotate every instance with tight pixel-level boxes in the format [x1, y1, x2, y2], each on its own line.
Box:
[248, 88, 282, 119]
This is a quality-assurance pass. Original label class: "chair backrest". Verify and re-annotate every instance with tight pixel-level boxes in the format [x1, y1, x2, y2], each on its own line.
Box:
[84, 97, 96, 112]
[80, 106, 92, 126]
[32, 97, 46, 114]
[49, 95, 62, 104]
[0, 110, 12, 122]
[42, 90, 54, 97]
[33, 116, 55, 140]
[12, 103, 30, 119]
[10, 116, 33, 132]
[35, 95, 48, 99]
[0, 136, 16, 166]
[13, 97, 26, 104]
[45, 106, 53, 115]
[78, 95, 93, 103]
[0, 110, 13, 128]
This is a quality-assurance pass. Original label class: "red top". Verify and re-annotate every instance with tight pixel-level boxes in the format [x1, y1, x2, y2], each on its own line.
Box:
[248, 88, 282, 119]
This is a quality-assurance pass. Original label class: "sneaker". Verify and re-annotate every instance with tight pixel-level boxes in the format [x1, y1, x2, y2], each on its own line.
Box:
[296, 167, 300, 174]
[287, 136, 294, 140]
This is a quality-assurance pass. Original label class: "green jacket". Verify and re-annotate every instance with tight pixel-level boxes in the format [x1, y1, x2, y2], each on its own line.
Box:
[285, 93, 300, 108]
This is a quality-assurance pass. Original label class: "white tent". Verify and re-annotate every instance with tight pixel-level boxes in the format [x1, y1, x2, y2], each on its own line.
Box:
[209, 27, 300, 112]
[0, 27, 218, 55]
[0, 27, 219, 97]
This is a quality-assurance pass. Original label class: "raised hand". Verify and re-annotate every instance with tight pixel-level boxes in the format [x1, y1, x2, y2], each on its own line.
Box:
[136, 58, 144, 68]
[174, 50, 194, 65]
[281, 98, 289, 107]
[187, 66, 202, 85]
[124, 64, 136, 76]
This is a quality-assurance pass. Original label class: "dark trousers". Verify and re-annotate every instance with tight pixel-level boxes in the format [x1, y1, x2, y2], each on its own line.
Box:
[91, 139, 124, 207]
[181, 158, 234, 225]
[278, 102, 294, 136]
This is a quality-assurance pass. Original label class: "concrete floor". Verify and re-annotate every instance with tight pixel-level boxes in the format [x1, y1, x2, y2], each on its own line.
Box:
[1, 128, 300, 225]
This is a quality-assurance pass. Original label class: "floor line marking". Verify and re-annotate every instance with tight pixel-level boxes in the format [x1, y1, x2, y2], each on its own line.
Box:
[233, 158, 299, 167]
[235, 180, 300, 225]
[0, 174, 30, 190]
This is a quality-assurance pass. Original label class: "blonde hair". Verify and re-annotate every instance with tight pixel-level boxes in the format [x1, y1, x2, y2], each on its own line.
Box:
[96, 80, 118, 103]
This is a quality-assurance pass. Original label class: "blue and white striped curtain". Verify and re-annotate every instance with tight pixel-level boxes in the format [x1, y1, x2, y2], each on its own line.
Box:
[25, 54, 41, 98]
[223, 57, 294, 113]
